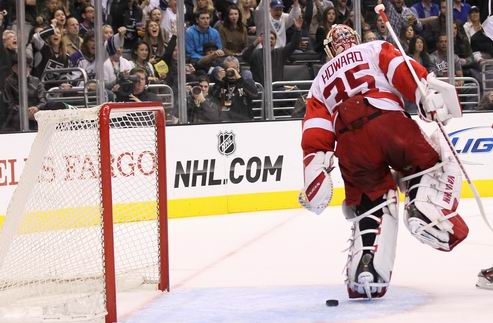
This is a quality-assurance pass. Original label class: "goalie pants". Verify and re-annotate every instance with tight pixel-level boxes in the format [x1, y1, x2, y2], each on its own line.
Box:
[335, 104, 439, 206]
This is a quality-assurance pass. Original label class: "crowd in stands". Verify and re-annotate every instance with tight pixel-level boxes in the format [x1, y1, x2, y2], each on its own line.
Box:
[1, 0, 493, 132]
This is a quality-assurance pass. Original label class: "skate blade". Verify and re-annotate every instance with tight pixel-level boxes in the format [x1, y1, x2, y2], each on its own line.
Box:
[363, 281, 372, 300]
[476, 276, 493, 290]
[358, 272, 374, 300]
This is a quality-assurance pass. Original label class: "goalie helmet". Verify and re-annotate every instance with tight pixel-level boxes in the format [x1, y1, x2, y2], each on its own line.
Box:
[323, 24, 360, 59]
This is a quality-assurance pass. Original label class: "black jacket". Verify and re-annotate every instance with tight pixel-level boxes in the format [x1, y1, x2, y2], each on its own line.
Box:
[210, 76, 258, 122]
[242, 30, 301, 86]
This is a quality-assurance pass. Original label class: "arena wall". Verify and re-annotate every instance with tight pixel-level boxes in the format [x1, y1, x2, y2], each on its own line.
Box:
[0, 113, 492, 222]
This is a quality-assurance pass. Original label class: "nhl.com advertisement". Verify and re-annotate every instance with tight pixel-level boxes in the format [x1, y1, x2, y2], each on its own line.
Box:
[173, 130, 284, 189]
[165, 122, 304, 199]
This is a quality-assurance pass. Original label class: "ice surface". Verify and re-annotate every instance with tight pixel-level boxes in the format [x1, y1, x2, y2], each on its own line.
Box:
[121, 198, 493, 323]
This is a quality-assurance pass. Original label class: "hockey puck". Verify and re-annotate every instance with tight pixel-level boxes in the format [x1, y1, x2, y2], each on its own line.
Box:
[325, 299, 339, 307]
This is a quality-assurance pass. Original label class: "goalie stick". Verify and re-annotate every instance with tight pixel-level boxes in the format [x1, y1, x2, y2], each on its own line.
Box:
[374, 4, 491, 232]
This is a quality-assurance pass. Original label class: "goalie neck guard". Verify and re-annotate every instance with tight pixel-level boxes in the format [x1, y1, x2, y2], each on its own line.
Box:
[323, 24, 360, 59]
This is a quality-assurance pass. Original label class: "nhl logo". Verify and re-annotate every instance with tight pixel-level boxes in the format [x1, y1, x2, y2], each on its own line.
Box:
[217, 131, 236, 156]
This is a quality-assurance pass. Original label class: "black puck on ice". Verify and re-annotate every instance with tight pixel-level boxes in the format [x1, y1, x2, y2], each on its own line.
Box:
[325, 299, 339, 307]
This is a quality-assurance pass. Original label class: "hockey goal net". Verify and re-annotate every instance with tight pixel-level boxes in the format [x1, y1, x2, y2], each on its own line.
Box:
[0, 102, 169, 322]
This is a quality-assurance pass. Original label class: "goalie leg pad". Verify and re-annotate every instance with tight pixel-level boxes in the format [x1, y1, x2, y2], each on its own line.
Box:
[401, 130, 469, 251]
[344, 190, 399, 299]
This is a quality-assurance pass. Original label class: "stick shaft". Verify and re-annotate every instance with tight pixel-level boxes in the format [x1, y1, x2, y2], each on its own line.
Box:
[375, 8, 492, 231]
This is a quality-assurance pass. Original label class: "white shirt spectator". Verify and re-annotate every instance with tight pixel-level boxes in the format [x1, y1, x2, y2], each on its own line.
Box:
[255, 0, 302, 48]
[103, 56, 134, 87]
[161, 7, 177, 36]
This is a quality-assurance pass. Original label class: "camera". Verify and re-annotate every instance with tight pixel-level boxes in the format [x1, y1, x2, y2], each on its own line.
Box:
[116, 73, 140, 100]
[191, 86, 202, 96]
[225, 69, 236, 79]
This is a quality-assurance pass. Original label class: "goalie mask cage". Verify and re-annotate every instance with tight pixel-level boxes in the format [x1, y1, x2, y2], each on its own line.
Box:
[0, 102, 169, 323]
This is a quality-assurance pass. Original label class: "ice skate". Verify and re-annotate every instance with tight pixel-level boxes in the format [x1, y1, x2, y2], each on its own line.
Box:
[476, 267, 493, 290]
[344, 191, 398, 300]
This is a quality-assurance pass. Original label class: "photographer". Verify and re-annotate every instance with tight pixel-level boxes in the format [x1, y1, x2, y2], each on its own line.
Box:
[187, 75, 219, 124]
[210, 56, 258, 122]
[115, 67, 160, 102]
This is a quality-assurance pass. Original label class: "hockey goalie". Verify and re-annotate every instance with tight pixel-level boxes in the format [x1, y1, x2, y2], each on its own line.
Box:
[299, 24, 469, 299]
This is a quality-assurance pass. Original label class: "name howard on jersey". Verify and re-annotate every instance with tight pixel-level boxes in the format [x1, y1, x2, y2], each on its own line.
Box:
[321, 50, 364, 83]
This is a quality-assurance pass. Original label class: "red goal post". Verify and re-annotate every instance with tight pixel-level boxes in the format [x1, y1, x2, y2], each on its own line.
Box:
[99, 102, 169, 323]
[0, 102, 169, 323]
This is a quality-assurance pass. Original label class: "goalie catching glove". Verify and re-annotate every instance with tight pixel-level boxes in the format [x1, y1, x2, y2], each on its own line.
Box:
[417, 73, 462, 124]
[299, 151, 334, 214]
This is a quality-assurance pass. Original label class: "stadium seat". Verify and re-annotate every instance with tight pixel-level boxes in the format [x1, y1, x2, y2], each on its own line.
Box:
[283, 64, 313, 81]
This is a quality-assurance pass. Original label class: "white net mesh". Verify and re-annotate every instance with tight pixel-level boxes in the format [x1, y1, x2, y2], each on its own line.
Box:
[0, 105, 162, 322]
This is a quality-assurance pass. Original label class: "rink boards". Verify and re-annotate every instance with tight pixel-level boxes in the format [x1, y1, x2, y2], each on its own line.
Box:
[0, 112, 492, 223]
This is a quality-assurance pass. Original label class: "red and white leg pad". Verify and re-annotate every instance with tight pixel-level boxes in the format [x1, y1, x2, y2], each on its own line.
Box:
[401, 130, 469, 251]
[343, 190, 399, 299]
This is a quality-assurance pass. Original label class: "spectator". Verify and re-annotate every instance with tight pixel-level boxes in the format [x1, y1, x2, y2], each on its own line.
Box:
[411, 0, 439, 26]
[212, 0, 233, 19]
[32, 25, 70, 86]
[79, 5, 95, 38]
[121, 0, 145, 50]
[467, 0, 493, 23]
[408, 35, 432, 71]
[187, 75, 219, 123]
[0, 28, 17, 88]
[63, 16, 83, 56]
[453, 21, 478, 81]
[363, 30, 377, 43]
[399, 24, 415, 53]
[342, 9, 355, 29]
[148, 7, 162, 24]
[463, 6, 481, 41]
[195, 42, 225, 76]
[478, 91, 493, 110]
[194, 0, 220, 27]
[315, 6, 336, 54]
[102, 24, 114, 41]
[52, 8, 67, 30]
[379, 0, 422, 35]
[160, 0, 178, 36]
[103, 32, 133, 90]
[69, 32, 96, 81]
[334, 0, 351, 24]
[142, 19, 170, 82]
[130, 41, 158, 83]
[255, 0, 301, 49]
[71, 0, 92, 22]
[430, 34, 462, 78]
[422, 0, 446, 52]
[242, 15, 303, 85]
[238, 0, 257, 35]
[37, 0, 61, 26]
[471, 16, 493, 59]
[375, 15, 392, 42]
[115, 67, 160, 102]
[2, 57, 46, 131]
[162, 32, 199, 116]
[141, 0, 160, 21]
[143, 19, 169, 59]
[216, 5, 248, 56]
[210, 56, 258, 121]
[185, 10, 222, 61]
[306, 0, 333, 42]
[452, 0, 470, 25]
